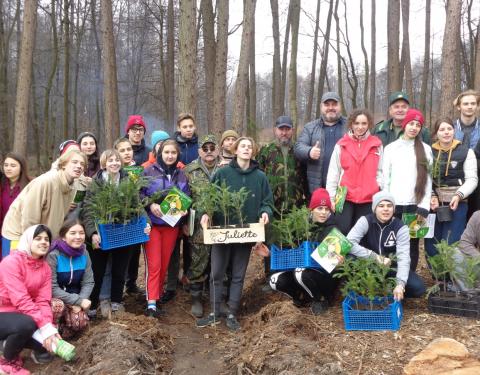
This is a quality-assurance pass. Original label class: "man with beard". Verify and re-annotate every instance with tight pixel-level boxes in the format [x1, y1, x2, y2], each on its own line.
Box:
[257, 116, 306, 290]
[373, 91, 430, 146]
[295, 92, 347, 196]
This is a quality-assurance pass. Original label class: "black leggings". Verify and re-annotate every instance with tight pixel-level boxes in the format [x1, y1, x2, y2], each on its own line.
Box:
[0, 313, 46, 360]
[89, 245, 134, 308]
[394, 204, 420, 271]
[269, 268, 339, 305]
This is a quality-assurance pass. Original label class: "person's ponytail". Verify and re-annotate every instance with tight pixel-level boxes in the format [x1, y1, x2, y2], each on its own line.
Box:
[414, 136, 428, 203]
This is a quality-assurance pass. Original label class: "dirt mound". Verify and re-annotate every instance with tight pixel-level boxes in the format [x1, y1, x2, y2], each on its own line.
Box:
[34, 312, 173, 375]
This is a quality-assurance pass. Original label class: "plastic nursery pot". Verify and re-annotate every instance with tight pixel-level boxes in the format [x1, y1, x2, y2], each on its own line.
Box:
[436, 206, 453, 222]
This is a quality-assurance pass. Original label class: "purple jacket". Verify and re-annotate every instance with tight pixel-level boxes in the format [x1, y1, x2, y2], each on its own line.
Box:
[142, 163, 190, 226]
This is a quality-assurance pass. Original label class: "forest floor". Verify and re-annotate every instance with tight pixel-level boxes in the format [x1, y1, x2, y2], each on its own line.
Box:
[27, 250, 480, 375]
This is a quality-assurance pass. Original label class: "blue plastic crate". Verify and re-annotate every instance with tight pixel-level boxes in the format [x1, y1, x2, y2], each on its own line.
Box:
[270, 241, 320, 271]
[97, 216, 149, 251]
[342, 294, 403, 331]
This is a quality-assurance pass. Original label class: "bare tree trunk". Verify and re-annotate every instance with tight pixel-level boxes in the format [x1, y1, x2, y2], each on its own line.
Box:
[280, 1, 291, 115]
[387, 0, 401, 93]
[288, 0, 300, 128]
[360, 0, 369, 108]
[270, 0, 282, 121]
[63, 0, 70, 139]
[201, 0, 215, 129]
[419, 0, 431, 113]
[13, 0, 37, 155]
[342, 1, 358, 109]
[101, 0, 120, 146]
[212, 0, 228, 138]
[178, 0, 197, 114]
[333, 0, 343, 106]
[247, 10, 256, 138]
[369, 0, 376, 115]
[400, 0, 413, 101]
[303, 0, 320, 123]
[439, 0, 461, 118]
[231, 0, 256, 133]
[475, 22, 480, 91]
[315, 0, 334, 117]
[166, 0, 175, 127]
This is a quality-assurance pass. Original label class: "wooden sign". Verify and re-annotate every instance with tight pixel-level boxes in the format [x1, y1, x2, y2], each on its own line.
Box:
[202, 223, 265, 245]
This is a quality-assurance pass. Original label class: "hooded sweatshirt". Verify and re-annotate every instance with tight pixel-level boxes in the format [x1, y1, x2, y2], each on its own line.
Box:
[174, 131, 199, 165]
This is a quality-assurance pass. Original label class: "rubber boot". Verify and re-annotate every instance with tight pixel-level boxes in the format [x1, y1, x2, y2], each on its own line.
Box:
[190, 283, 203, 318]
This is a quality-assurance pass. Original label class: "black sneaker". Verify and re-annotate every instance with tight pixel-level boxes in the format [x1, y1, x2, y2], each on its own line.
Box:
[196, 313, 221, 328]
[311, 299, 329, 315]
[159, 290, 176, 304]
[31, 350, 54, 364]
[225, 314, 241, 331]
[144, 307, 166, 318]
[126, 285, 145, 295]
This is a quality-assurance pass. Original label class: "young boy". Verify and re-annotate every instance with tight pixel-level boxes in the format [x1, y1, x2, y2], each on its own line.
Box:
[174, 113, 199, 166]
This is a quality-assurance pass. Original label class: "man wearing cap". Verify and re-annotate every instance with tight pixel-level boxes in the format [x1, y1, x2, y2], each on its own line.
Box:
[295, 92, 347, 195]
[184, 135, 221, 317]
[219, 129, 239, 166]
[373, 91, 430, 146]
[125, 114, 151, 165]
[347, 191, 426, 300]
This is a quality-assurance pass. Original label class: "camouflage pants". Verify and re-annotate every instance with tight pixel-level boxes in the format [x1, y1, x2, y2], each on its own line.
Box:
[186, 239, 211, 284]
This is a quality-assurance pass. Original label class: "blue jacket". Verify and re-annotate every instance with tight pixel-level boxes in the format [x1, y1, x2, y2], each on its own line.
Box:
[174, 131, 199, 165]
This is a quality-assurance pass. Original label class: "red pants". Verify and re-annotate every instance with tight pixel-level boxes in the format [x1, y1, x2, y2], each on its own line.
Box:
[144, 225, 179, 301]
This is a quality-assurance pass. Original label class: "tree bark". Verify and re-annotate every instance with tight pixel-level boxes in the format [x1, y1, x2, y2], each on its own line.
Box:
[475, 21, 480, 91]
[101, 0, 120, 146]
[13, 0, 37, 155]
[231, 0, 256, 133]
[439, 0, 462, 118]
[387, 0, 401, 93]
[247, 7, 256, 138]
[280, 1, 291, 116]
[270, 0, 282, 122]
[333, 0, 343, 106]
[369, 0, 376, 115]
[419, 0, 431, 113]
[166, 0, 175, 127]
[399, 0, 413, 102]
[201, 0, 215, 129]
[303, 0, 320, 123]
[178, 0, 197, 114]
[212, 0, 228, 138]
[288, 0, 300, 128]
[342, 1, 358, 109]
[315, 0, 334, 118]
[360, 0, 369, 108]
[63, 0, 71, 139]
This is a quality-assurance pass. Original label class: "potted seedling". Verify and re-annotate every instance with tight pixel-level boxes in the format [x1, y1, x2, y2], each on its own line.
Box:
[427, 240, 480, 318]
[269, 206, 319, 271]
[334, 256, 402, 331]
[83, 176, 153, 250]
[431, 159, 453, 222]
[197, 181, 265, 245]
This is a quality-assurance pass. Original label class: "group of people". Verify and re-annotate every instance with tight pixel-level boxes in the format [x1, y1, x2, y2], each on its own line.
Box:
[0, 85, 479, 374]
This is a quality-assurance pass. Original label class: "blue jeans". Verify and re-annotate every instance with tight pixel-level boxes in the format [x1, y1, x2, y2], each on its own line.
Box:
[405, 271, 426, 298]
[425, 202, 468, 257]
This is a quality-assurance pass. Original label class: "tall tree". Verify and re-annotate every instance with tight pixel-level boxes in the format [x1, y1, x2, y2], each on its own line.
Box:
[419, 0, 431, 113]
[333, 0, 343, 106]
[63, 0, 71, 139]
[13, 0, 37, 155]
[399, 0, 413, 102]
[212, 0, 229, 137]
[101, 0, 120, 146]
[303, 0, 320, 123]
[178, 0, 197, 114]
[288, 0, 300, 128]
[247, 8, 256, 138]
[270, 0, 282, 121]
[315, 0, 334, 117]
[201, 0, 215, 128]
[475, 21, 480, 91]
[231, 0, 256, 133]
[280, 1, 291, 115]
[369, 0, 376, 115]
[439, 0, 462, 118]
[359, 0, 369, 108]
[387, 0, 401, 93]
[166, 0, 175, 127]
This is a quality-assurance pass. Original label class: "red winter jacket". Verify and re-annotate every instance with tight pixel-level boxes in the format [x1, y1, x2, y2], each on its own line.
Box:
[0, 251, 54, 329]
[337, 134, 382, 203]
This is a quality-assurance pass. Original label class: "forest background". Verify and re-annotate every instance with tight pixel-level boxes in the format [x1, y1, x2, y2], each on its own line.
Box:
[1, 0, 479, 171]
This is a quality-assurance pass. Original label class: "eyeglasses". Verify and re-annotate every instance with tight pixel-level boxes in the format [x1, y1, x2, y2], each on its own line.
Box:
[130, 127, 144, 133]
[201, 145, 216, 152]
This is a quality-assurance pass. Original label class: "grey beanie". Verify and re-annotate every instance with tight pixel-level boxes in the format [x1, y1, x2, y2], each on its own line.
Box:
[372, 191, 395, 212]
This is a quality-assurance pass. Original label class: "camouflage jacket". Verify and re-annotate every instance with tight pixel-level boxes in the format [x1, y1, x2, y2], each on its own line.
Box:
[257, 141, 306, 218]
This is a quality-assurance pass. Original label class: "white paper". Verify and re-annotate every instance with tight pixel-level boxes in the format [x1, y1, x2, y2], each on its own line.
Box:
[424, 214, 436, 239]
[310, 246, 338, 273]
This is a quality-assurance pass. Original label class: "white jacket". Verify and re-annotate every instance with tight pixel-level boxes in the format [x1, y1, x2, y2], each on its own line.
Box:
[382, 138, 433, 213]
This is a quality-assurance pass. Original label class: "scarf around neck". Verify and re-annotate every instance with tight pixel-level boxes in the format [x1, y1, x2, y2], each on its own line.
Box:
[51, 238, 85, 258]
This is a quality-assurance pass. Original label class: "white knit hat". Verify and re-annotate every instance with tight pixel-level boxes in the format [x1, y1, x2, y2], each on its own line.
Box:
[371, 191, 395, 212]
